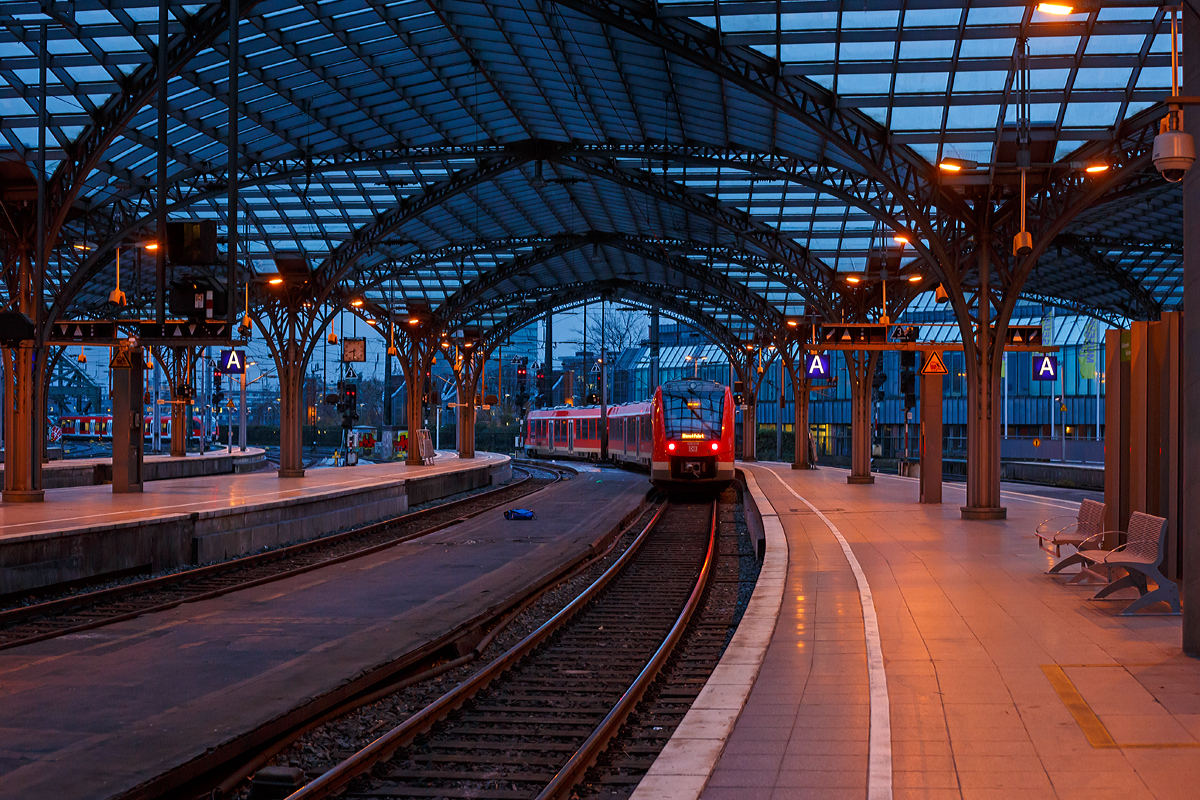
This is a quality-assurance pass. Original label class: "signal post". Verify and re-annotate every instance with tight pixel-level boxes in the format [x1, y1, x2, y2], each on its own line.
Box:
[919, 351, 948, 504]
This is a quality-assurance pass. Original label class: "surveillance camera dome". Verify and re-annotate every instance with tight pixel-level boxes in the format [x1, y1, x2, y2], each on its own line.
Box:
[1152, 129, 1195, 183]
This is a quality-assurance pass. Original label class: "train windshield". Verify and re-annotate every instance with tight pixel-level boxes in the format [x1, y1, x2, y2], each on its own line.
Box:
[662, 384, 724, 440]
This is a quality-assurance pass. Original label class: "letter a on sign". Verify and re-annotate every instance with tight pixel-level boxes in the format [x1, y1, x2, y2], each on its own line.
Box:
[805, 354, 829, 377]
[218, 349, 247, 374]
[1033, 354, 1058, 381]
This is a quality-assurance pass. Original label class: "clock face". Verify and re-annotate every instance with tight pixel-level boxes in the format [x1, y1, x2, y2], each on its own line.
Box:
[343, 337, 366, 362]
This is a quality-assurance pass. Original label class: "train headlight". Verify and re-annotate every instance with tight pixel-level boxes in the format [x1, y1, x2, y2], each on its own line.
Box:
[711, 442, 719, 451]
[667, 442, 676, 451]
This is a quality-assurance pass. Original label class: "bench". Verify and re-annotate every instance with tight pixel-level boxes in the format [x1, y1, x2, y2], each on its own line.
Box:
[1079, 512, 1180, 616]
[1036, 498, 1105, 558]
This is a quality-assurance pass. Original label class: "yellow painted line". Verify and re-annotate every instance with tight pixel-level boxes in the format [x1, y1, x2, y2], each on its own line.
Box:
[1041, 664, 1118, 749]
[1042, 664, 1200, 750]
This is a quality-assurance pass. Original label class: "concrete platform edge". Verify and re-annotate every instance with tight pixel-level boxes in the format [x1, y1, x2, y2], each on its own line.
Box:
[0, 457, 510, 595]
[629, 464, 788, 800]
[111, 477, 650, 800]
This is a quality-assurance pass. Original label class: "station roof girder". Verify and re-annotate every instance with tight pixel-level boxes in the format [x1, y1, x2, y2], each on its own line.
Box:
[0, 0, 1184, 341]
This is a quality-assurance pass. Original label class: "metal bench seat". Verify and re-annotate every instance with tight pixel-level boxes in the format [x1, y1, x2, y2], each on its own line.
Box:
[1078, 512, 1180, 616]
[1037, 498, 1105, 558]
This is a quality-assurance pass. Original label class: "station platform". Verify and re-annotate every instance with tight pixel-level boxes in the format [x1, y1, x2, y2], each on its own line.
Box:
[0, 467, 650, 800]
[641, 464, 1197, 800]
[0, 447, 268, 490]
[0, 452, 510, 596]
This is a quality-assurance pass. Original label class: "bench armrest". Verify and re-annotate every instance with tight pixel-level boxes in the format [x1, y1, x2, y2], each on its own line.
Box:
[1036, 515, 1077, 536]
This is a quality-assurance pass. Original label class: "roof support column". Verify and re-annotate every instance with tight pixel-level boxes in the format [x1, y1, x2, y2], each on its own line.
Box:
[845, 350, 879, 484]
[155, 346, 198, 459]
[156, 0, 168, 325]
[962, 228, 1006, 520]
[450, 346, 483, 460]
[3, 253, 45, 503]
[648, 309, 660, 393]
[1181, 2, 1200, 656]
[4, 24, 48, 503]
[276, 312, 306, 478]
[398, 329, 437, 466]
[226, 0, 239, 332]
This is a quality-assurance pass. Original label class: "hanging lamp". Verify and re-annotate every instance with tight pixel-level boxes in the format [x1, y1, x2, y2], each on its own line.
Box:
[108, 247, 127, 306]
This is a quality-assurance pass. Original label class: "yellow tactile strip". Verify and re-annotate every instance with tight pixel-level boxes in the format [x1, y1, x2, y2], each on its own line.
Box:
[1042, 664, 1200, 750]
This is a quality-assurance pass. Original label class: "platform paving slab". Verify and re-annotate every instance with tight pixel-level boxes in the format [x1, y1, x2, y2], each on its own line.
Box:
[685, 464, 1195, 800]
[0, 467, 649, 800]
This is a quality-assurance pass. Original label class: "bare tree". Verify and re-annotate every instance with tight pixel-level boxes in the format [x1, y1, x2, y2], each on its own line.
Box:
[583, 307, 647, 359]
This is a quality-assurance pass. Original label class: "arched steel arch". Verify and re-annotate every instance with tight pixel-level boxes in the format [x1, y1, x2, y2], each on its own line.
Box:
[436, 237, 784, 332]
[55, 140, 938, 324]
[478, 280, 748, 360]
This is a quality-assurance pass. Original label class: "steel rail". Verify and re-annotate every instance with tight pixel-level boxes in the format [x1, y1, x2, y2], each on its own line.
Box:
[283, 498, 713, 800]
[282, 499, 676, 800]
[210, 485, 649, 798]
[536, 499, 718, 799]
[0, 463, 566, 650]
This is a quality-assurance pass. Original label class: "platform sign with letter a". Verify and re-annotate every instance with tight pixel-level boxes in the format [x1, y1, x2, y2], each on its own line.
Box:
[217, 349, 247, 374]
[804, 353, 831, 379]
[1033, 354, 1058, 382]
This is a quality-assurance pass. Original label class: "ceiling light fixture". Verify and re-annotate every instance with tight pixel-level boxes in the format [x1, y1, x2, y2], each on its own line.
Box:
[268, 277, 284, 285]
[938, 157, 978, 172]
[1036, 3, 1074, 15]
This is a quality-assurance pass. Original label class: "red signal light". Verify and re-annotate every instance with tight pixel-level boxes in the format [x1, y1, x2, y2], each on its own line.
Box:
[667, 442, 676, 451]
[711, 442, 719, 451]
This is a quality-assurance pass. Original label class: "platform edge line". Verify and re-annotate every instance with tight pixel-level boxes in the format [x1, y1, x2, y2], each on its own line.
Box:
[759, 465, 894, 800]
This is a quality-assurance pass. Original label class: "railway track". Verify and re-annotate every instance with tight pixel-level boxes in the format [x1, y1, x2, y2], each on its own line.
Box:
[0, 464, 568, 651]
[280, 499, 717, 800]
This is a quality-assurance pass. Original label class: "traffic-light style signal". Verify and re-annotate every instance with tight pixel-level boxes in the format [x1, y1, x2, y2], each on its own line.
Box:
[338, 382, 359, 428]
[900, 368, 916, 409]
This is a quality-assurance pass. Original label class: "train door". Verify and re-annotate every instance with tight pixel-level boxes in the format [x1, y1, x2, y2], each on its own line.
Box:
[568, 419, 574, 454]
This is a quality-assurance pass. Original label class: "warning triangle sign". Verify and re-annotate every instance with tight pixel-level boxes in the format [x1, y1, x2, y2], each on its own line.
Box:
[922, 350, 948, 376]
[111, 348, 134, 369]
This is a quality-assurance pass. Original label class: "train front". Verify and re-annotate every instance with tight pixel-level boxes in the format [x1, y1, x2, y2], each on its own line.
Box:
[651, 379, 735, 489]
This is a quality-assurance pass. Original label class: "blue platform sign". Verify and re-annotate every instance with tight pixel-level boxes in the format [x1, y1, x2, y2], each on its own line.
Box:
[804, 353, 831, 379]
[1033, 354, 1058, 382]
[217, 349, 247, 374]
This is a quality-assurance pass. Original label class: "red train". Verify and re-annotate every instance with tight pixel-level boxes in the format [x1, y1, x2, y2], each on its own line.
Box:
[58, 414, 213, 443]
[525, 379, 735, 490]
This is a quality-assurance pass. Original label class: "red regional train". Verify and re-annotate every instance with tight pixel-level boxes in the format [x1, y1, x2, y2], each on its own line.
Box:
[58, 414, 213, 443]
[525, 379, 735, 490]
